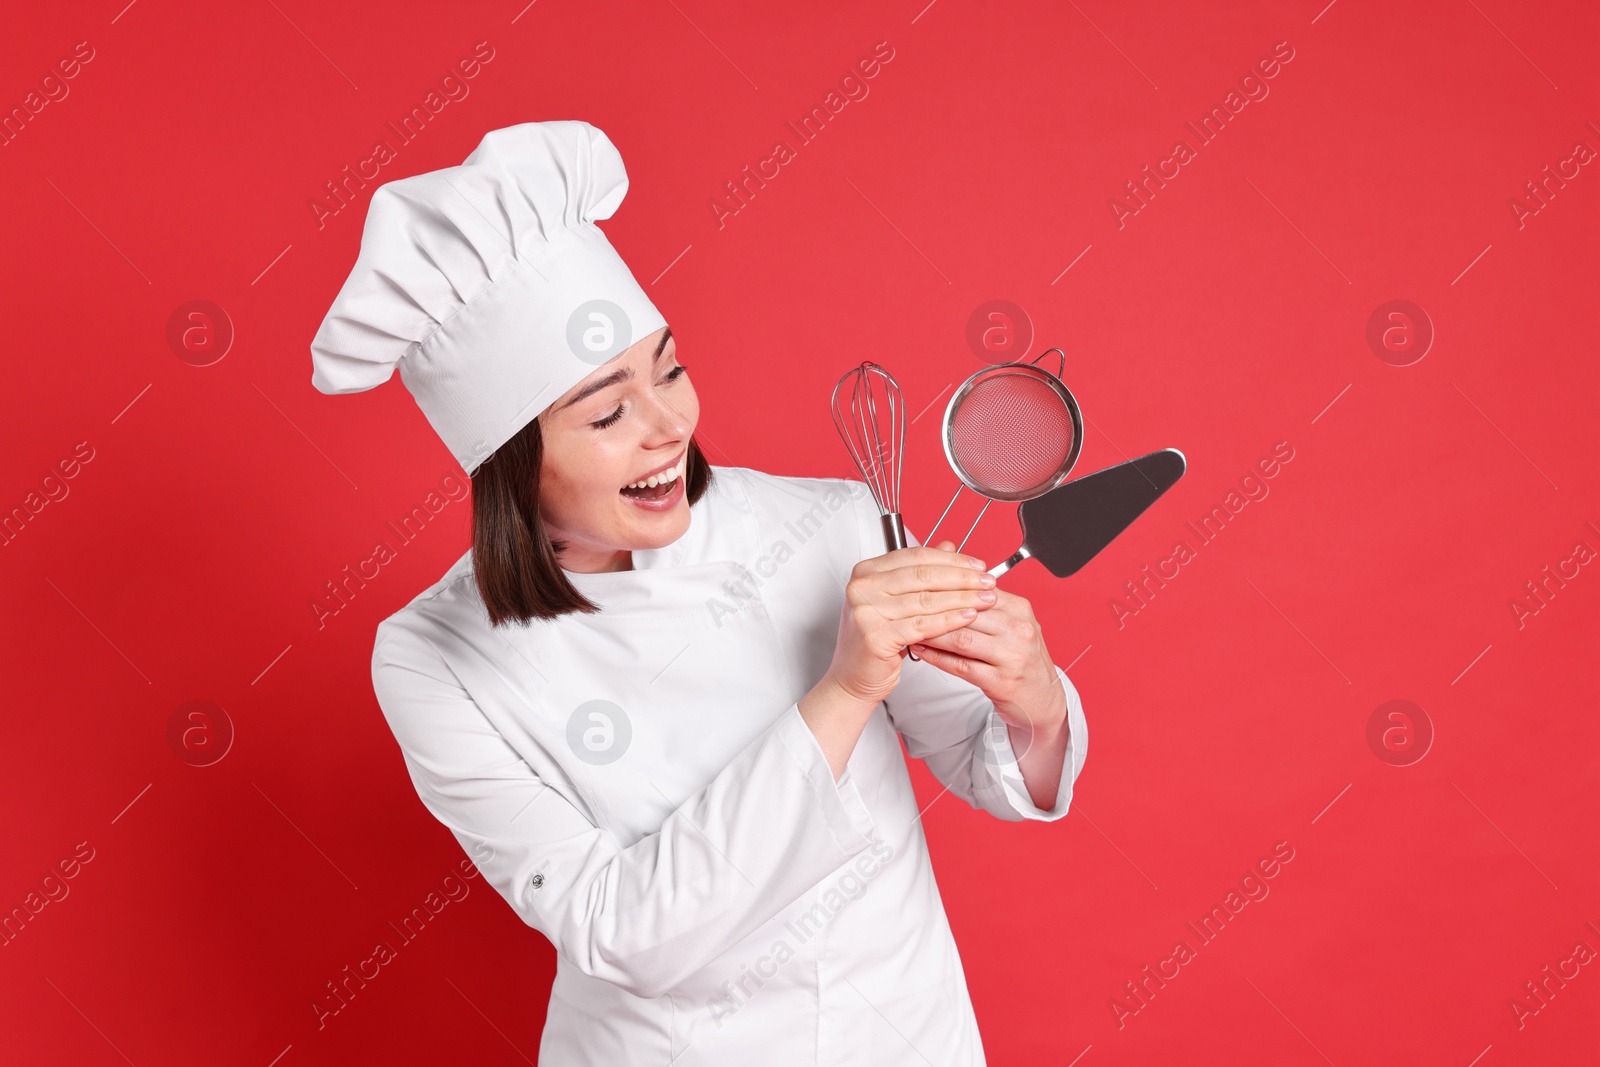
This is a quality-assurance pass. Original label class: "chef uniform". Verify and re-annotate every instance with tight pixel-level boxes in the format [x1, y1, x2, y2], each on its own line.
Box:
[310, 121, 1088, 1066]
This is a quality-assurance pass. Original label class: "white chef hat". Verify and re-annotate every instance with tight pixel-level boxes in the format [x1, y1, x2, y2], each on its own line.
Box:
[310, 120, 665, 475]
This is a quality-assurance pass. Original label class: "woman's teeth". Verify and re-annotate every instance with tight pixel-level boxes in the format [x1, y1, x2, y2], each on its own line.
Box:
[625, 462, 682, 490]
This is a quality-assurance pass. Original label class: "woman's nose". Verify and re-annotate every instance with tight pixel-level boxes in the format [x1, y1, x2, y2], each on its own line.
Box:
[645, 387, 693, 437]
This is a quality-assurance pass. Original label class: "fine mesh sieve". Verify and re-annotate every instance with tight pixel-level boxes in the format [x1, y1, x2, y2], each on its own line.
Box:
[926, 348, 1084, 553]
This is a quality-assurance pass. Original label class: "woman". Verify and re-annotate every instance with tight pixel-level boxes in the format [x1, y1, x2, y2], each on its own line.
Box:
[312, 121, 1087, 1065]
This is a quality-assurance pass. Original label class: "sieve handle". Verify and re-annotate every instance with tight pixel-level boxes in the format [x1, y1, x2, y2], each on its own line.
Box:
[988, 545, 1030, 579]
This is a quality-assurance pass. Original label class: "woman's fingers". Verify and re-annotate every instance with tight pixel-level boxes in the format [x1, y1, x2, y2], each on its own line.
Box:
[859, 543, 994, 602]
[913, 589, 1036, 670]
[848, 577, 996, 625]
[851, 546, 997, 631]
[852, 543, 986, 576]
[888, 586, 997, 621]
[912, 618, 1003, 668]
[872, 562, 994, 597]
[844, 539, 1001, 658]
[902, 606, 986, 647]
[851, 600, 979, 654]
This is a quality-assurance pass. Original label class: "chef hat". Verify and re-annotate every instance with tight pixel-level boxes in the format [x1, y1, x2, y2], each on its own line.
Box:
[310, 120, 666, 475]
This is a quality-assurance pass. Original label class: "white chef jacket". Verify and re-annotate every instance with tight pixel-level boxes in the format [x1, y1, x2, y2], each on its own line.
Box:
[370, 465, 1088, 1065]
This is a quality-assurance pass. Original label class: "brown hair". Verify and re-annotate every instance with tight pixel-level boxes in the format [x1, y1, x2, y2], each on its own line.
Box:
[470, 416, 715, 627]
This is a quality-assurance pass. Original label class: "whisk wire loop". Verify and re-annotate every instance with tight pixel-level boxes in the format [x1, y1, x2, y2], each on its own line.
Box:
[833, 361, 910, 530]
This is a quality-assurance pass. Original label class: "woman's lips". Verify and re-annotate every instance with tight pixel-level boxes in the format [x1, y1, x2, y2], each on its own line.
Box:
[621, 473, 685, 512]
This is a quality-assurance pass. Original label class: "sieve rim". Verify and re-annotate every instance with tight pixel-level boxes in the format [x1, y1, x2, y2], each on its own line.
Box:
[940, 361, 1084, 502]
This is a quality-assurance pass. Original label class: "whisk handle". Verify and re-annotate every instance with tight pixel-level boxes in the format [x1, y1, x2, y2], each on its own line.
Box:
[881, 513, 908, 552]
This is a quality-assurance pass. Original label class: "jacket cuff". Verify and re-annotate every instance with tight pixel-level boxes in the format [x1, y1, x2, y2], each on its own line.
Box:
[773, 702, 880, 851]
[984, 665, 1085, 822]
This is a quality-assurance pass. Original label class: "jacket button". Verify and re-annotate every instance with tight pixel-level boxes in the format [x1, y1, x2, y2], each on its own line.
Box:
[531, 874, 545, 889]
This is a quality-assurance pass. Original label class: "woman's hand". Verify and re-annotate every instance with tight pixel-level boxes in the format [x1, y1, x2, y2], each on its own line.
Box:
[908, 585, 1067, 736]
[824, 540, 997, 706]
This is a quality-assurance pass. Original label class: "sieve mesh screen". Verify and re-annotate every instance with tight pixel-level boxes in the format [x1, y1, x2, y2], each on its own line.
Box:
[949, 374, 1077, 494]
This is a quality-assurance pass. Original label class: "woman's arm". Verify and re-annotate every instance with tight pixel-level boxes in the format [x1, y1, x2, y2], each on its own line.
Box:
[1006, 692, 1071, 811]
[886, 657, 1088, 821]
[842, 480, 1090, 822]
[798, 672, 882, 780]
[372, 623, 881, 1001]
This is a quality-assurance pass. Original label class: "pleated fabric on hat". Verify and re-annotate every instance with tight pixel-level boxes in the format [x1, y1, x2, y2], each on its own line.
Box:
[310, 120, 665, 474]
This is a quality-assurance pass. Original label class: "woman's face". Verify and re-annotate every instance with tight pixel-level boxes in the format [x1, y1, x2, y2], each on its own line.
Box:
[536, 326, 698, 573]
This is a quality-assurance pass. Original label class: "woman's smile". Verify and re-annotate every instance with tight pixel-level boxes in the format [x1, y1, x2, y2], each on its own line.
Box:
[619, 447, 688, 511]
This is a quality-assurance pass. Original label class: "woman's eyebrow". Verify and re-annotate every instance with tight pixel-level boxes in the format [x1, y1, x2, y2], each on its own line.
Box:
[555, 327, 673, 412]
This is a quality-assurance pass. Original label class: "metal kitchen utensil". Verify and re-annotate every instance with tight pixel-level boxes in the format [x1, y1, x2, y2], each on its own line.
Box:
[831, 360, 922, 660]
[988, 449, 1186, 579]
[925, 347, 1084, 553]
[831, 360, 911, 550]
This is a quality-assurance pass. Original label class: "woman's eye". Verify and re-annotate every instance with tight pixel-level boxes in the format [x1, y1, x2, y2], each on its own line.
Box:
[590, 366, 685, 429]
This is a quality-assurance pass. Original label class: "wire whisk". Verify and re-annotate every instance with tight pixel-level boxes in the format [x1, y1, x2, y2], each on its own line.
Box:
[831, 361, 919, 660]
[832, 361, 909, 550]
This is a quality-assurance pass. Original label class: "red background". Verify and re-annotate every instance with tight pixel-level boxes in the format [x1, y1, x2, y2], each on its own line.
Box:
[2, 1, 1596, 1063]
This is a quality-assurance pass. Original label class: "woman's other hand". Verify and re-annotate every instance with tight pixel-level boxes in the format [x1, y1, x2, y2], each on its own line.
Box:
[906, 586, 1067, 735]
[824, 539, 997, 706]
